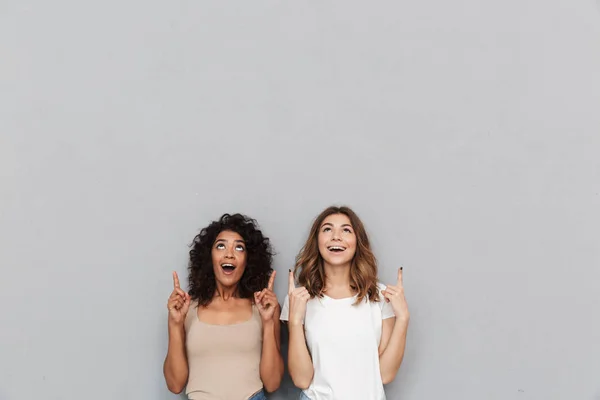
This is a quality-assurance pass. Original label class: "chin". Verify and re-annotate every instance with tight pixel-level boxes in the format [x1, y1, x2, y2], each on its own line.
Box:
[324, 258, 353, 267]
[216, 275, 241, 287]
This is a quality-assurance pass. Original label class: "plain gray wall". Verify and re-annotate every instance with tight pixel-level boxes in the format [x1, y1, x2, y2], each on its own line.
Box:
[1, 1, 599, 399]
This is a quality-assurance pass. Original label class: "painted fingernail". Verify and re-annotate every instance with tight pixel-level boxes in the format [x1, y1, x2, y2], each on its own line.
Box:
[400, 267, 403, 270]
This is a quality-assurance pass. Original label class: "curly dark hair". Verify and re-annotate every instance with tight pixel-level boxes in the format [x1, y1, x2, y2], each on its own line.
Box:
[187, 213, 274, 306]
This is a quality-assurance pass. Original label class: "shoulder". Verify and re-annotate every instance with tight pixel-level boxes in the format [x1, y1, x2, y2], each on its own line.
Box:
[189, 299, 200, 310]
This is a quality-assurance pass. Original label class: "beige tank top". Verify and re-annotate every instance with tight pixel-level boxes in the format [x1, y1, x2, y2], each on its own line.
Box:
[184, 300, 263, 400]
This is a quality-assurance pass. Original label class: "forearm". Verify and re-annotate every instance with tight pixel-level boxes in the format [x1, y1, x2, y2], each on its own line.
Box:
[287, 323, 314, 389]
[379, 317, 409, 384]
[163, 322, 189, 393]
[259, 320, 284, 392]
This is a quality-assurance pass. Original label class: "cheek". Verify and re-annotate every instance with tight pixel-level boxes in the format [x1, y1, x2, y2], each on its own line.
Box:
[317, 241, 328, 256]
[237, 252, 248, 269]
[316, 237, 326, 255]
[347, 237, 358, 250]
[348, 248, 357, 259]
[212, 255, 220, 272]
[318, 234, 328, 247]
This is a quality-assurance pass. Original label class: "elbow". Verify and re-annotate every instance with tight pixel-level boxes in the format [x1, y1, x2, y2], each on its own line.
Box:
[165, 373, 187, 395]
[381, 370, 397, 385]
[293, 380, 311, 390]
[291, 375, 312, 390]
[263, 369, 284, 393]
[264, 379, 282, 393]
[166, 382, 185, 394]
[262, 358, 285, 393]
[289, 364, 313, 389]
[163, 359, 188, 394]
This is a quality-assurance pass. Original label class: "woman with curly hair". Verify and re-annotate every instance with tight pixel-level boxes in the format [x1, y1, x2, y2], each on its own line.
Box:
[280, 206, 410, 400]
[163, 213, 283, 400]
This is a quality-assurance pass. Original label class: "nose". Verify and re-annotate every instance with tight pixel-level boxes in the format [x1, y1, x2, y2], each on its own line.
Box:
[225, 248, 235, 259]
[332, 229, 342, 241]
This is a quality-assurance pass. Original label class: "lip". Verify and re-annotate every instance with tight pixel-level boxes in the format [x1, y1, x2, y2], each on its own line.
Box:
[221, 263, 237, 275]
[326, 245, 347, 253]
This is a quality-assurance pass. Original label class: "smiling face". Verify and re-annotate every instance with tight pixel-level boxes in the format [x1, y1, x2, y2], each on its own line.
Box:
[317, 213, 357, 268]
[211, 230, 247, 288]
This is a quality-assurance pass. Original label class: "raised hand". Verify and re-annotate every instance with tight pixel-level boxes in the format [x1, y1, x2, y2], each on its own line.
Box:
[255, 270, 280, 322]
[382, 267, 409, 322]
[167, 271, 191, 325]
[288, 269, 310, 326]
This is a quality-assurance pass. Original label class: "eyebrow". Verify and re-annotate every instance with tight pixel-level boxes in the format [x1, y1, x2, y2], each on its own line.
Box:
[215, 239, 246, 244]
[320, 223, 353, 229]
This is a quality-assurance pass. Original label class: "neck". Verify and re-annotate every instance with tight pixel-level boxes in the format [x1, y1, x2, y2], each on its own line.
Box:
[323, 262, 351, 289]
[214, 284, 238, 301]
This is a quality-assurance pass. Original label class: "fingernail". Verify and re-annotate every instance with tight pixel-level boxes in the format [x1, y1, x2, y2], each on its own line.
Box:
[400, 267, 403, 271]
[289, 269, 291, 272]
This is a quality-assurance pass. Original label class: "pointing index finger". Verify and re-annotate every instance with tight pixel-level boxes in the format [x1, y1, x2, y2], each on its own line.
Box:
[267, 270, 276, 290]
[173, 271, 180, 289]
[397, 267, 403, 286]
[288, 269, 295, 293]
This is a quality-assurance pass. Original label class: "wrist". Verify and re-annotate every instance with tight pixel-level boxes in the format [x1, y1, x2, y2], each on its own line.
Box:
[262, 319, 275, 329]
[394, 314, 410, 326]
[168, 320, 185, 331]
[288, 320, 304, 329]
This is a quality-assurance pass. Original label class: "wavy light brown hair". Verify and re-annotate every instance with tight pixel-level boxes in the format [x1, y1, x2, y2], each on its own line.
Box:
[294, 206, 380, 305]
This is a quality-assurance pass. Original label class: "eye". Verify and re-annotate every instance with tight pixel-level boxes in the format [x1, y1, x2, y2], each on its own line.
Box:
[235, 245, 245, 251]
[322, 227, 331, 232]
[216, 243, 225, 250]
[343, 228, 353, 233]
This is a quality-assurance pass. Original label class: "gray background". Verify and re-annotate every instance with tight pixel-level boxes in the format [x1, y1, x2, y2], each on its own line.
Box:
[1, 1, 599, 399]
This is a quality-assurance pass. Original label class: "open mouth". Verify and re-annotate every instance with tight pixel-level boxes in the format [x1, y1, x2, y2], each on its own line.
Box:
[327, 246, 346, 253]
[221, 263, 236, 274]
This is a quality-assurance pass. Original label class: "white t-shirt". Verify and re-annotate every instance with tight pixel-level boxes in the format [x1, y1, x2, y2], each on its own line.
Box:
[280, 282, 396, 400]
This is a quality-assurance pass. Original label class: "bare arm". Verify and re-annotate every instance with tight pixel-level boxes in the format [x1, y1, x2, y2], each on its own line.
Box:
[286, 269, 314, 389]
[378, 316, 409, 384]
[287, 321, 314, 389]
[163, 271, 190, 394]
[259, 308, 285, 392]
[255, 271, 284, 392]
[163, 322, 189, 393]
[379, 267, 410, 384]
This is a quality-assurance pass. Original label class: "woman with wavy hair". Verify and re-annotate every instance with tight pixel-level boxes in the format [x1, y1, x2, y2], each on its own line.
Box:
[280, 206, 410, 400]
[163, 213, 284, 400]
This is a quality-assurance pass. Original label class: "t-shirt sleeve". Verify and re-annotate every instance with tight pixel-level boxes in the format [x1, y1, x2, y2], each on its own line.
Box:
[378, 283, 396, 320]
[280, 294, 290, 321]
